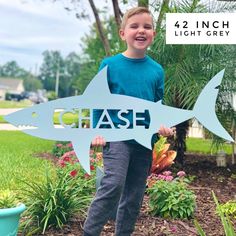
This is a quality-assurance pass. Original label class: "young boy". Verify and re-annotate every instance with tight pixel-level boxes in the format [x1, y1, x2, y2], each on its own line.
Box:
[83, 7, 174, 236]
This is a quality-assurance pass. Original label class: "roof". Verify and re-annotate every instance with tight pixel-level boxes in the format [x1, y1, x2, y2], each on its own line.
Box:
[0, 78, 24, 92]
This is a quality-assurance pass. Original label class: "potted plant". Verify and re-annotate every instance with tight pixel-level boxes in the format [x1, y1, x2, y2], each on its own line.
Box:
[0, 190, 26, 236]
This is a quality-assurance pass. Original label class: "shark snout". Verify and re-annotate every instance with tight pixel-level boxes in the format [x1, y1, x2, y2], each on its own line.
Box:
[4, 109, 39, 129]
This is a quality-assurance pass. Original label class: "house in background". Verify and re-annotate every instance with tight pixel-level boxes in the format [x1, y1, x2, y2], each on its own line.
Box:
[188, 119, 204, 138]
[188, 94, 236, 139]
[0, 78, 25, 100]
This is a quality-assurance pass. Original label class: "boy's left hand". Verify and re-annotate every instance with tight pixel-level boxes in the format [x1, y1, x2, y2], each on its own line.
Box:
[158, 125, 176, 137]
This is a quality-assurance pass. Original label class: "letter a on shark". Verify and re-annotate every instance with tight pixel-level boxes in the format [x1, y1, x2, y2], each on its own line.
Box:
[5, 67, 234, 174]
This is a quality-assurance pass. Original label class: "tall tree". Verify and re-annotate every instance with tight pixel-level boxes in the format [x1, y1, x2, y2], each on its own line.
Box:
[0, 61, 42, 91]
[88, 0, 111, 56]
[39, 51, 64, 97]
[138, 0, 149, 7]
[0, 61, 29, 78]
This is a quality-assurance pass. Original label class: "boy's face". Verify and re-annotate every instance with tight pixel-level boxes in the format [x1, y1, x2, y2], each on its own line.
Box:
[119, 13, 155, 56]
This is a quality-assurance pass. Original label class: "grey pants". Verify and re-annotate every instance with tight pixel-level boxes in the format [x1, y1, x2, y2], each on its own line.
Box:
[83, 141, 152, 236]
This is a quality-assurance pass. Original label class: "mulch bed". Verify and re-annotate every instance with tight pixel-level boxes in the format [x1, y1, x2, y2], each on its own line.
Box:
[35, 153, 236, 236]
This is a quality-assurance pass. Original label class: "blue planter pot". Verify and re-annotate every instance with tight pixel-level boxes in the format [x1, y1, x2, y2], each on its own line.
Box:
[0, 203, 26, 236]
[96, 167, 118, 220]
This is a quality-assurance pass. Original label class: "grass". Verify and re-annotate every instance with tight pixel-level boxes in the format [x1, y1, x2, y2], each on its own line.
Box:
[0, 112, 78, 125]
[0, 131, 55, 190]
[0, 100, 32, 108]
[186, 137, 232, 155]
[0, 132, 232, 190]
[0, 115, 5, 123]
[53, 112, 79, 125]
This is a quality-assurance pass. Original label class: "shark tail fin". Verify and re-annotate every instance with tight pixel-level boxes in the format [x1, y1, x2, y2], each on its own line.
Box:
[193, 69, 233, 142]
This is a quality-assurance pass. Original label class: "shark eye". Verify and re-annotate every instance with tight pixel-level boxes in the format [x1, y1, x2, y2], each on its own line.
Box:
[32, 112, 38, 118]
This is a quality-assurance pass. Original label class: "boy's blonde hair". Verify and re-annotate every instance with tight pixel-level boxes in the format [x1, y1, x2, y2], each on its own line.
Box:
[120, 7, 153, 29]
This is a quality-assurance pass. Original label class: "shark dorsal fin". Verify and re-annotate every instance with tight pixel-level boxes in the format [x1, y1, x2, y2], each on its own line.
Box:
[83, 66, 111, 96]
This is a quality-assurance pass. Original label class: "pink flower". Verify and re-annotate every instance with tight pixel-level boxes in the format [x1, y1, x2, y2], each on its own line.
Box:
[56, 144, 63, 147]
[162, 171, 172, 176]
[67, 142, 73, 148]
[90, 149, 95, 156]
[70, 169, 78, 177]
[84, 173, 90, 178]
[58, 159, 66, 168]
[157, 174, 166, 180]
[170, 226, 177, 233]
[62, 156, 72, 163]
[62, 151, 76, 162]
[177, 171, 186, 178]
[165, 175, 174, 181]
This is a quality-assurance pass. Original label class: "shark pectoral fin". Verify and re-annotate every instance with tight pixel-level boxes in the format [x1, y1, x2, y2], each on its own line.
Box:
[83, 66, 110, 96]
[72, 139, 92, 175]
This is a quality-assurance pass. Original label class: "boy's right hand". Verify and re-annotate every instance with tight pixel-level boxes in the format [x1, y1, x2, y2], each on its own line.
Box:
[91, 135, 106, 146]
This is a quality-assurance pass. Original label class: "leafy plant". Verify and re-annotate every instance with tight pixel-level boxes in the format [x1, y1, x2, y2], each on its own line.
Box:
[0, 190, 19, 208]
[218, 200, 236, 219]
[147, 171, 195, 219]
[22, 159, 95, 234]
[194, 191, 236, 236]
[152, 136, 177, 174]
[52, 141, 73, 158]
[213, 191, 236, 236]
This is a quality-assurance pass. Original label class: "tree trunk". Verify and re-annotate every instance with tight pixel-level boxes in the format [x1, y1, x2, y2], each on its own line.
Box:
[88, 0, 111, 56]
[156, 0, 170, 32]
[112, 0, 122, 30]
[232, 118, 235, 164]
[174, 121, 189, 165]
[138, 0, 149, 8]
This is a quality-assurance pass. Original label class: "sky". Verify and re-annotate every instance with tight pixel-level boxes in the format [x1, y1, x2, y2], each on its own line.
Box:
[0, 0, 103, 73]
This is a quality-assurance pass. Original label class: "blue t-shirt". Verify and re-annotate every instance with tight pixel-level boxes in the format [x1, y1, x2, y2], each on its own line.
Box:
[93, 53, 164, 132]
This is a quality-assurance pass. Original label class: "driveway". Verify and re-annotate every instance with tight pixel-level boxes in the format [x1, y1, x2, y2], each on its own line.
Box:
[0, 108, 22, 130]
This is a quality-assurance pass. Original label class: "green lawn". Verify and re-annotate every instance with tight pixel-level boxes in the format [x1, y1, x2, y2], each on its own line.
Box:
[0, 131, 55, 190]
[0, 100, 32, 108]
[186, 137, 232, 155]
[0, 131, 232, 190]
[0, 115, 5, 123]
[0, 113, 78, 124]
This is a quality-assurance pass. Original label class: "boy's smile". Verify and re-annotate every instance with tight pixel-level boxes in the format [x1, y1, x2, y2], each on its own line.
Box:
[119, 13, 155, 58]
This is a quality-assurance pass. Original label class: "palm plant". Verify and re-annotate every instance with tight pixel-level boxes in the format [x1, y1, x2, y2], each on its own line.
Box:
[149, 0, 236, 164]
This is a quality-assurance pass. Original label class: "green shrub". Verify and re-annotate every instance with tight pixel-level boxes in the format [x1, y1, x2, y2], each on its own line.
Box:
[194, 191, 236, 236]
[219, 200, 236, 219]
[147, 172, 196, 219]
[52, 141, 73, 158]
[0, 190, 19, 208]
[22, 159, 95, 234]
[46, 91, 57, 101]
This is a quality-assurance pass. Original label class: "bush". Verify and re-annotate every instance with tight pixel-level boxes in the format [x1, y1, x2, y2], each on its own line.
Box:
[219, 200, 236, 219]
[52, 141, 73, 158]
[0, 190, 19, 208]
[194, 191, 236, 236]
[22, 156, 96, 234]
[147, 171, 196, 219]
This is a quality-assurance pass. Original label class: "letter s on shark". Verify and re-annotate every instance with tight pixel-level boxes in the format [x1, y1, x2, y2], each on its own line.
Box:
[4, 67, 234, 174]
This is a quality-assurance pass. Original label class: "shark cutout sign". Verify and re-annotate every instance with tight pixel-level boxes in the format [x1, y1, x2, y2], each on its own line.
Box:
[4, 67, 234, 174]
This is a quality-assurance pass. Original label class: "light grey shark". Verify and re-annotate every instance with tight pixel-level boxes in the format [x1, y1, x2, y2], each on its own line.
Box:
[4, 67, 234, 174]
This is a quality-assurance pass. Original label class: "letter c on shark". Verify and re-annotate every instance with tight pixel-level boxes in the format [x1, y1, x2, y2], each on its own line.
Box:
[4, 67, 234, 174]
